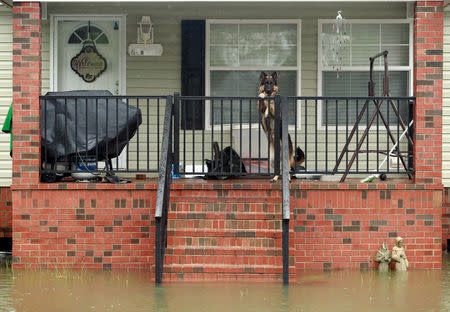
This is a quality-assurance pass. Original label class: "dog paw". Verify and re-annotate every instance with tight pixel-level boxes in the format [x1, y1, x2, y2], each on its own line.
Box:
[258, 93, 265, 99]
[272, 175, 279, 182]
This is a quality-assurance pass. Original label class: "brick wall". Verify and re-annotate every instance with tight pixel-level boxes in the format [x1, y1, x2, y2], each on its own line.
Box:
[0, 187, 12, 238]
[443, 187, 450, 250]
[292, 184, 442, 270]
[12, 181, 442, 278]
[12, 186, 156, 269]
[166, 181, 443, 279]
[12, 1, 41, 185]
[414, 1, 443, 184]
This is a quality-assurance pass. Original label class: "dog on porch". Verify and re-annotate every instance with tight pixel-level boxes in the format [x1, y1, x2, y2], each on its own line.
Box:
[258, 71, 304, 182]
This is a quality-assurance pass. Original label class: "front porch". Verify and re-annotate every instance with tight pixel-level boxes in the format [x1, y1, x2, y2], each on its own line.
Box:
[8, 1, 444, 281]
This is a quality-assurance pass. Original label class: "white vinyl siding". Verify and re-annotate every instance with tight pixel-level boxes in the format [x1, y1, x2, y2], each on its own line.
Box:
[443, 10, 450, 187]
[0, 7, 12, 186]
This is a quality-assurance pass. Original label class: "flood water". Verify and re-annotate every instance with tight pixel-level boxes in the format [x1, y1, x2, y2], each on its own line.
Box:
[1, 258, 450, 312]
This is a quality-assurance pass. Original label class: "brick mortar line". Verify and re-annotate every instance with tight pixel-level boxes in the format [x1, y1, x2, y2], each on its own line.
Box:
[9, 182, 443, 191]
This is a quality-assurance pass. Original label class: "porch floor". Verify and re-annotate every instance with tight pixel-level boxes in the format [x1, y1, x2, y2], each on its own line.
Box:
[22, 176, 426, 191]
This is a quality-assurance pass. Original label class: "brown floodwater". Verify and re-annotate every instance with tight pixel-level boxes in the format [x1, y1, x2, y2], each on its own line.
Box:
[0, 257, 449, 312]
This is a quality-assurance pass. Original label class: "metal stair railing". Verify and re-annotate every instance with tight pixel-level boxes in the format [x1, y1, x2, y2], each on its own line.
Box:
[155, 95, 174, 284]
[278, 95, 291, 285]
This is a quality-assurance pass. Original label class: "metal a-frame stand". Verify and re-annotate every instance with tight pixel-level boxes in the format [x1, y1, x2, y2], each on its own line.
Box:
[333, 51, 414, 182]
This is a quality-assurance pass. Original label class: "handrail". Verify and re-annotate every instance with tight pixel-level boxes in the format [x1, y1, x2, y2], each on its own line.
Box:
[155, 95, 174, 284]
[155, 95, 173, 218]
[280, 95, 290, 285]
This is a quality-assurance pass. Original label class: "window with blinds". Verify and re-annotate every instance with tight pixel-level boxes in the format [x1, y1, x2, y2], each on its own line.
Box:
[318, 20, 412, 127]
[206, 20, 301, 127]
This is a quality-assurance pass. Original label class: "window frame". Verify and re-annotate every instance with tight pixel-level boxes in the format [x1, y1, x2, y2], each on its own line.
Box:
[317, 18, 414, 131]
[205, 19, 302, 131]
[68, 24, 110, 45]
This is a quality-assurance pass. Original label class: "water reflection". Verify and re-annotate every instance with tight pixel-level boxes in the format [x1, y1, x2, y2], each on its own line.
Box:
[0, 258, 448, 312]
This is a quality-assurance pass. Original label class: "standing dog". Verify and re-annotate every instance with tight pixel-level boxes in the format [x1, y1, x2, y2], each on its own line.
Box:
[258, 72, 304, 182]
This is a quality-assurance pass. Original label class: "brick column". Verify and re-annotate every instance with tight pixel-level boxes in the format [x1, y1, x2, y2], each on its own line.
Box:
[12, 2, 41, 185]
[414, 1, 444, 185]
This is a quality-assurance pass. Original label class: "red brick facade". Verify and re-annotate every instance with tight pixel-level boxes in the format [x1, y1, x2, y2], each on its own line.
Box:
[0, 187, 12, 238]
[442, 187, 450, 250]
[11, 181, 442, 279]
[12, 186, 156, 269]
[166, 181, 442, 280]
[414, 1, 443, 185]
[292, 183, 442, 271]
[12, 1, 41, 185]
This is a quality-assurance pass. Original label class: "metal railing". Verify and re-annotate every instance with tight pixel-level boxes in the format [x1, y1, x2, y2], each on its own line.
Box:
[40, 93, 415, 181]
[40, 94, 168, 181]
[155, 96, 173, 284]
[174, 94, 415, 179]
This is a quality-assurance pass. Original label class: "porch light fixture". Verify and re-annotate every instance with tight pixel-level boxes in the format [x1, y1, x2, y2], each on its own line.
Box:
[128, 16, 163, 56]
[138, 16, 153, 45]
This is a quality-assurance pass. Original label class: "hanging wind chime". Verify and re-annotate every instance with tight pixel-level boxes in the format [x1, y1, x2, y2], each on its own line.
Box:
[330, 10, 348, 78]
[71, 21, 107, 83]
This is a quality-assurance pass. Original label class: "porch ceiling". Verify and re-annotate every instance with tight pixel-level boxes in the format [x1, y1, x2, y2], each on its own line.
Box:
[45, 1, 410, 20]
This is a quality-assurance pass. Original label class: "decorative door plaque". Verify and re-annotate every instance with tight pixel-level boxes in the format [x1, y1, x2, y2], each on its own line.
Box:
[71, 45, 107, 83]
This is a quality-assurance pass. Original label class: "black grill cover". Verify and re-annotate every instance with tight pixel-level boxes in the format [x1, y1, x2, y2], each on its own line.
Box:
[41, 90, 142, 162]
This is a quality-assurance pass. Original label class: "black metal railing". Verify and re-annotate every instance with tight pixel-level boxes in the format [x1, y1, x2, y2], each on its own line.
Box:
[155, 96, 173, 284]
[40, 93, 415, 181]
[39, 94, 168, 181]
[174, 94, 415, 180]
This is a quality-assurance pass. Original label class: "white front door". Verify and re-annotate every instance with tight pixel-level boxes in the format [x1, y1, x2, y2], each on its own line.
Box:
[51, 16, 127, 169]
[52, 16, 126, 94]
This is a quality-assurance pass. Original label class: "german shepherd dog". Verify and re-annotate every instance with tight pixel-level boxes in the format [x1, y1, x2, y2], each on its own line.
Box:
[258, 72, 304, 182]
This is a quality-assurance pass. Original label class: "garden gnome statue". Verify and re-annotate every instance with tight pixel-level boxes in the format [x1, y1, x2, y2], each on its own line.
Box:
[391, 236, 409, 271]
[375, 242, 391, 272]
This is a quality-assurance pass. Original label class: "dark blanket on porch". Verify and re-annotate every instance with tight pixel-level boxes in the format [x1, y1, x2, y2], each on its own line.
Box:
[41, 90, 142, 162]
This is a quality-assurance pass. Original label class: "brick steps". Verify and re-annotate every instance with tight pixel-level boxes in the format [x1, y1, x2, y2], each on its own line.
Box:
[163, 263, 293, 273]
[164, 189, 290, 279]
[168, 228, 282, 235]
[166, 246, 283, 256]
[169, 203, 281, 214]
[164, 256, 285, 266]
[168, 212, 282, 219]
[167, 239, 281, 248]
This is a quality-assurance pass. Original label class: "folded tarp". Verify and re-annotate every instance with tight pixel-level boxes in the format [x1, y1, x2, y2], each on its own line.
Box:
[2, 103, 12, 157]
[41, 90, 142, 162]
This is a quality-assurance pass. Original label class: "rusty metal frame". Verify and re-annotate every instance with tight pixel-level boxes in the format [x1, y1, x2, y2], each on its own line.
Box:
[334, 51, 414, 182]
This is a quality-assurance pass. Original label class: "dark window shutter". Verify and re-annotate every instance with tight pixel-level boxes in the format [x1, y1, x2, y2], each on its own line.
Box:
[181, 20, 205, 130]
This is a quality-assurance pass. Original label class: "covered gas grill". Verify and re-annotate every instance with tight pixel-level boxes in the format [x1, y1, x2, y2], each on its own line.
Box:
[41, 90, 142, 182]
